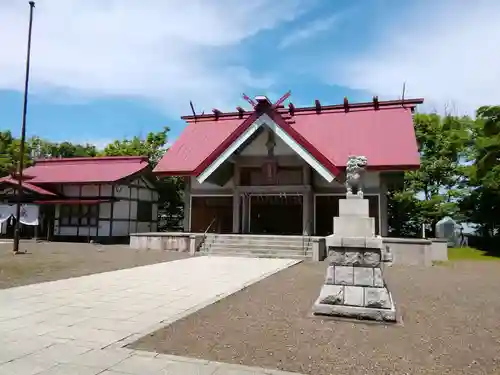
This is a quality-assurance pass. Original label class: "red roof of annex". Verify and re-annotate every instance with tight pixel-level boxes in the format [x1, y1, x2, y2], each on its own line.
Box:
[21, 156, 150, 184]
[154, 96, 424, 176]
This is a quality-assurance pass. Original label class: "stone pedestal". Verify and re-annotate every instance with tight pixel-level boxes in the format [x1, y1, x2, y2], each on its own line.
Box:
[313, 196, 396, 322]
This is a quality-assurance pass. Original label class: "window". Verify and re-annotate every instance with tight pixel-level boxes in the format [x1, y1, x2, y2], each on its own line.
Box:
[59, 204, 99, 226]
[137, 201, 153, 222]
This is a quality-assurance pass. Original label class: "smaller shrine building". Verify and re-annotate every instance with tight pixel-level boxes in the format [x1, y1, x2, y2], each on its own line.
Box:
[154, 95, 423, 236]
[0, 156, 158, 243]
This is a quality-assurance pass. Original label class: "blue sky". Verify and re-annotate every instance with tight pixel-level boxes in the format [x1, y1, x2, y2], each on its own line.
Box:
[1, 0, 499, 148]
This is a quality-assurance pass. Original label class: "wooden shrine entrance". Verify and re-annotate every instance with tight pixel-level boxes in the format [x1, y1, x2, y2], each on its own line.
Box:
[249, 194, 303, 235]
[190, 196, 233, 233]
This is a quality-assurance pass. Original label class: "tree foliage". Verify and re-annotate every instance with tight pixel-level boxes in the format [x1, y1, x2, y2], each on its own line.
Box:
[457, 106, 500, 245]
[388, 113, 470, 237]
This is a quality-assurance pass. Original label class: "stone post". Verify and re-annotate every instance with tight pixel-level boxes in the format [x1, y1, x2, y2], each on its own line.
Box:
[312, 193, 396, 322]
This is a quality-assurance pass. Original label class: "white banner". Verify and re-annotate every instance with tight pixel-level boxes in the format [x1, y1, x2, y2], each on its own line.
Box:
[0, 204, 39, 226]
[0, 204, 16, 225]
[19, 205, 39, 226]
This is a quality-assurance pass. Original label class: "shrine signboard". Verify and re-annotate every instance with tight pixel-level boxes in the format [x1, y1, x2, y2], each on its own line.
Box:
[261, 159, 278, 185]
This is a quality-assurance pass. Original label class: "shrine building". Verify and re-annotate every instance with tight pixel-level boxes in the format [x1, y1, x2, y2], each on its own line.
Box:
[0, 156, 158, 243]
[154, 95, 423, 237]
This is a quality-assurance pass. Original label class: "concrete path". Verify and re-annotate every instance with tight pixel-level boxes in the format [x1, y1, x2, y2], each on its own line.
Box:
[0, 256, 302, 375]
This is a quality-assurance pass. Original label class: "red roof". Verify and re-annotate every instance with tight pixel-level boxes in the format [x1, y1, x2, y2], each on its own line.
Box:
[0, 177, 57, 196]
[22, 156, 149, 184]
[154, 98, 423, 176]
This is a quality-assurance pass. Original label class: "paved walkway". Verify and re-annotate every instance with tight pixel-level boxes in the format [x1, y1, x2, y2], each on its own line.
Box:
[0, 256, 302, 375]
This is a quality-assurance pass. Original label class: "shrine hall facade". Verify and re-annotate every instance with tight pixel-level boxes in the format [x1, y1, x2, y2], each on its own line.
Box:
[154, 95, 423, 237]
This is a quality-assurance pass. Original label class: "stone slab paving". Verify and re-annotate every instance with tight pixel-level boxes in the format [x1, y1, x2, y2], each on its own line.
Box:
[0, 256, 303, 375]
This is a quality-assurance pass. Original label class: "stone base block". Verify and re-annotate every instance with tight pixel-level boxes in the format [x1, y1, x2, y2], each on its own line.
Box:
[338, 198, 370, 217]
[334, 217, 375, 237]
[312, 284, 396, 322]
[325, 235, 384, 250]
[313, 300, 396, 322]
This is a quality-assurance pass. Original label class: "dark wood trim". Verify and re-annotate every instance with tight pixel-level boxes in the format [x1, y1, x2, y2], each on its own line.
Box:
[134, 185, 138, 233]
[128, 183, 132, 234]
[96, 184, 101, 238]
[57, 207, 61, 235]
[76, 186, 82, 237]
[109, 184, 115, 237]
[150, 189, 154, 230]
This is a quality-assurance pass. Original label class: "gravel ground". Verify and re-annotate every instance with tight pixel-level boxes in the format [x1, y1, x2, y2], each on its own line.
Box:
[130, 261, 500, 375]
[0, 241, 190, 289]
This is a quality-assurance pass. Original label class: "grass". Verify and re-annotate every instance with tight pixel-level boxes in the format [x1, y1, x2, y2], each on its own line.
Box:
[448, 246, 500, 261]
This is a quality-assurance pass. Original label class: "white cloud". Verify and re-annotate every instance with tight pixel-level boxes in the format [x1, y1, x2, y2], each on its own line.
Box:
[0, 0, 303, 114]
[279, 15, 338, 49]
[327, 0, 500, 116]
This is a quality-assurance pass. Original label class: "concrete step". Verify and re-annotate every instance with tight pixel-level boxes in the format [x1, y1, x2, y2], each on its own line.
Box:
[204, 235, 309, 243]
[205, 246, 311, 256]
[200, 251, 308, 259]
[202, 242, 311, 251]
[208, 241, 311, 248]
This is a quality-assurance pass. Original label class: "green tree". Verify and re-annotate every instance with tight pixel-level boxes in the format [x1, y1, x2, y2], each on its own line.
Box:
[458, 106, 500, 246]
[101, 128, 184, 230]
[102, 127, 170, 167]
[387, 113, 471, 237]
[28, 137, 98, 159]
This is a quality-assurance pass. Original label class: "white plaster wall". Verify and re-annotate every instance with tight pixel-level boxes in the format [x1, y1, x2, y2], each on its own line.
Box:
[98, 220, 111, 236]
[313, 171, 381, 189]
[113, 201, 130, 219]
[62, 184, 118, 197]
[240, 129, 295, 156]
[138, 188, 153, 201]
[101, 184, 112, 196]
[81, 185, 99, 196]
[129, 201, 137, 220]
[54, 181, 158, 238]
[113, 221, 130, 236]
[114, 185, 131, 199]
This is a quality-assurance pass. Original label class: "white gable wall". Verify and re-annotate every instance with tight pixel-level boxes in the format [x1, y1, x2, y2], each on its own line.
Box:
[197, 114, 336, 184]
[55, 179, 158, 239]
[239, 129, 295, 156]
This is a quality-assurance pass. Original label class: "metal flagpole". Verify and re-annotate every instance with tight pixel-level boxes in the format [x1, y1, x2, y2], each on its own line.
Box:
[13, 1, 36, 254]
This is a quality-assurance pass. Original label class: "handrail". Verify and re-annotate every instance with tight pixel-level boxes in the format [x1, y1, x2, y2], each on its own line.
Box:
[302, 219, 313, 256]
[198, 217, 216, 252]
[205, 217, 216, 236]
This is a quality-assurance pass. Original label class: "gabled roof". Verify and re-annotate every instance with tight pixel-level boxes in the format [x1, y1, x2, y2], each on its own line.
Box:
[0, 177, 57, 196]
[154, 97, 423, 180]
[21, 156, 150, 184]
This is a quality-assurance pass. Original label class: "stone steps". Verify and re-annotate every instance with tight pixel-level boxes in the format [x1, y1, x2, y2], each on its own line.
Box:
[204, 242, 309, 250]
[207, 246, 312, 256]
[200, 234, 314, 259]
[202, 251, 308, 259]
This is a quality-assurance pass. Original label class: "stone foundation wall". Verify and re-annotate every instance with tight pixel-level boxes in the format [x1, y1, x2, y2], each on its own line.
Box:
[130, 233, 191, 252]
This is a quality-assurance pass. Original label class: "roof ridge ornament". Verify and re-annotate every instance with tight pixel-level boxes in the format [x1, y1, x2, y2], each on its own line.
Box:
[272, 90, 291, 108]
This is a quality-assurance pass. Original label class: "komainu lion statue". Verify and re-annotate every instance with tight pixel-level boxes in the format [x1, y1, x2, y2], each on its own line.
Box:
[345, 155, 368, 197]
